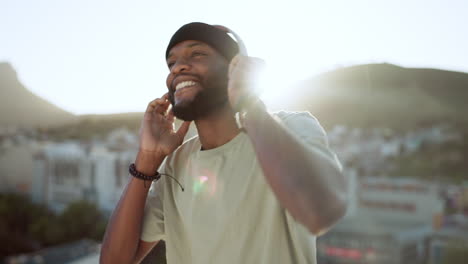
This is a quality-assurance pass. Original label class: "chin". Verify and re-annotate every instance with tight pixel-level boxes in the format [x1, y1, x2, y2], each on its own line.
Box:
[172, 107, 196, 121]
[174, 95, 196, 107]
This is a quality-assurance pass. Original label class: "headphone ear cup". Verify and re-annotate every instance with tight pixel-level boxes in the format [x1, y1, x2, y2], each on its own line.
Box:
[213, 25, 248, 56]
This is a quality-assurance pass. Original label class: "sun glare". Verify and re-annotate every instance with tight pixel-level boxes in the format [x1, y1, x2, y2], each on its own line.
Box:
[256, 64, 294, 107]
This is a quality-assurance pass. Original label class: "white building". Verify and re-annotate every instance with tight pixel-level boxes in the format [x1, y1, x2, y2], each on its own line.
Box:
[32, 142, 94, 212]
[89, 145, 136, 213]
[32, 129, 138, 213]
[319, 175, 445, 264]
[356, 176, 444, 227]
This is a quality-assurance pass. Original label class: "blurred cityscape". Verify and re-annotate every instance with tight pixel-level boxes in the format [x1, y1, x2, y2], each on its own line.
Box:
[1, 62, 468, 263]
[1, 122, 467, 263]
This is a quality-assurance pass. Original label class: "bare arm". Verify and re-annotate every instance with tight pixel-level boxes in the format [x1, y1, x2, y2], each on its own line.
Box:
[100, 152, 164, 263]
[228, 55, 347, 236]
[242, 102, 347, 236]
[100, 94, 190, 263]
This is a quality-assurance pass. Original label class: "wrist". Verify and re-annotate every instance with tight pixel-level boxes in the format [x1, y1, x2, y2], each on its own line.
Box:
[137, 147, 167, 158]
[134, 150, 166, 176]
[239, 96, 266, 130]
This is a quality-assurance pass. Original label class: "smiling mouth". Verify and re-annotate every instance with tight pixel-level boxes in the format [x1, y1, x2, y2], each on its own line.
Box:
[175, 81, 198, 92]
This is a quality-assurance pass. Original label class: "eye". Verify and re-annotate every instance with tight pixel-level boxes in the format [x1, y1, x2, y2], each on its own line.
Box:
[192, 51, 207, 57]
[167, 61, 175, 69]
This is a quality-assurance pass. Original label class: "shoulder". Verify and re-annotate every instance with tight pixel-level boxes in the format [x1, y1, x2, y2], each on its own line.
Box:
[169, 135, 199, 159]
[163, 135, 199, 172]
[272, 110, 319, 123]
[271, 111, 342, 171]
[180, 135, 200, 151]
[271, 110, 324, 135]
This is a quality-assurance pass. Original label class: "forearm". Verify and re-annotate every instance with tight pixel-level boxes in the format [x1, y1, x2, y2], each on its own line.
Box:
[100, 151, 165, 264]
[243, 104, 347, 235]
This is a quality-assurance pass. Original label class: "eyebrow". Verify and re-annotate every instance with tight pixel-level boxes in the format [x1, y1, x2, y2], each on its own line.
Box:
[167, 42, 206, 61]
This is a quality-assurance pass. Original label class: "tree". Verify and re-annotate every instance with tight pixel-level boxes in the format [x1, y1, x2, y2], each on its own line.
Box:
[58, 200, 107, 242]
[0, 193, 107, 258]
[0, 193, 52, 256]
[442, 244, 468, 264]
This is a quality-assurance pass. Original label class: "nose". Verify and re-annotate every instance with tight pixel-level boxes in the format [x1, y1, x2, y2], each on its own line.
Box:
[171, 59, 191, 75]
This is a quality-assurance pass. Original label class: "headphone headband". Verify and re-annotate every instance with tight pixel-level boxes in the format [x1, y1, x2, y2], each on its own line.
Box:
[213, 25, 248, 56]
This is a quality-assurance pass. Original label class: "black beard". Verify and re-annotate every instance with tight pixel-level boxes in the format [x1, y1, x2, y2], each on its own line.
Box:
[168, 66, 229, 121]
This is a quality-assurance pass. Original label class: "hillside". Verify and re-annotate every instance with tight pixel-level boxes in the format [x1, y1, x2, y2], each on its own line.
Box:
[42, 112, 143, 140]
[1, 62, 467, 133]
[288, 63, 468, 129]
[0, 62, 76, 128]
[42, 112, 200, 141]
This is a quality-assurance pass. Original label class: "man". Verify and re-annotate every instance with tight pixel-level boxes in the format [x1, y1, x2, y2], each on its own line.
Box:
[100, 22, 347, 264]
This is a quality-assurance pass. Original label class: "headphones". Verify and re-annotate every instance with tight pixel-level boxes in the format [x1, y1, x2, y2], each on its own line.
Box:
[213, 25, 264, 125]
[213, 25, 248, 57]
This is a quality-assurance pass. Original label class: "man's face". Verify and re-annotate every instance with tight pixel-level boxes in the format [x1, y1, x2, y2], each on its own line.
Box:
[166, 40, 230, 121]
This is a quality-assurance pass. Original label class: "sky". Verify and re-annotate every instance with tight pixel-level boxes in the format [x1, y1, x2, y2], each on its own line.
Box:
[1, 0, 467, 114]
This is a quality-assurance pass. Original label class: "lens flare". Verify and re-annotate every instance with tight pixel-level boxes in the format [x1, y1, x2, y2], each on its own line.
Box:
[192, 171, 217, 196]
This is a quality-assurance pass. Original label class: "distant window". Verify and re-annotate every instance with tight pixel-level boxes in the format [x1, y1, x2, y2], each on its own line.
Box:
[115, 160, 121, 187]
[91, 163, 96, 185]
[115, 159, 129, 187]
[53, 160, 79, 185]
[359, 199, 416, 212]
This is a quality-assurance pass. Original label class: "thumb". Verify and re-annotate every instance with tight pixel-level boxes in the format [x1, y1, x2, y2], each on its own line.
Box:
[176, 121, 191, 139]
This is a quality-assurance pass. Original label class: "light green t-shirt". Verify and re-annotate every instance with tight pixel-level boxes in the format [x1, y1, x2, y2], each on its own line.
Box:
[141, 111, 342, 264]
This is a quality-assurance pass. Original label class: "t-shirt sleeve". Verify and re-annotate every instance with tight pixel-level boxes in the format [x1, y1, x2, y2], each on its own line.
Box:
[278, 111, 342, 241]
[140, 166, 166, 242]
[276, 111, 342, 172]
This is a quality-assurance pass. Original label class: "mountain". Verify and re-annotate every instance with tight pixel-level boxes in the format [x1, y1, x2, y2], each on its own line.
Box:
[43, 112, 143, 140]
[2, 62, 467, 132]
[286, 63, 468, 129]
[0, 62, 76, 128]
[43, 112, 199, 141]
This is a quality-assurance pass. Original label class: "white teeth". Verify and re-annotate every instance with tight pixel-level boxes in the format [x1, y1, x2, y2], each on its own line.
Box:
[175, 81, 197, 91]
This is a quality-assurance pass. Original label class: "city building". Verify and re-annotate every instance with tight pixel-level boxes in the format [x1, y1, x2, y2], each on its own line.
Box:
[427, 227, 468, 264]
[318, 174, 444, 264]
[31, 128, 138, 213]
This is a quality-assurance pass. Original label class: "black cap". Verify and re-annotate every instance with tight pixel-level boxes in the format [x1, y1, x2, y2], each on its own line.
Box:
[166, 22, 240, 61]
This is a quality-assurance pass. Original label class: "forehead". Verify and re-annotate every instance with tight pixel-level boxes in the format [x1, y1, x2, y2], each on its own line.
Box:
[167, 40, 213, 60]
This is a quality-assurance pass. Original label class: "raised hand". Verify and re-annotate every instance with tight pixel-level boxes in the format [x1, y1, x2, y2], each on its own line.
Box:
[227, 55, 266, 111]
[139, 93, 191, 157]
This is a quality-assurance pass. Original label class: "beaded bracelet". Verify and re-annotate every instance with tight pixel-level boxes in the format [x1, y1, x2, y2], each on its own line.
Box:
[129, 163, 161, 181]
[128, 163, 184, 191]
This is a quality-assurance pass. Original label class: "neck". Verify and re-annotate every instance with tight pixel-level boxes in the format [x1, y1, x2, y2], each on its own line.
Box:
[194, 104, 240, 150]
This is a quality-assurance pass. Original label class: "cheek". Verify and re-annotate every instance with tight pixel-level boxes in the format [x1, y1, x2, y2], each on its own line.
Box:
[209, 62, 229, 82]
[166, 75, 172, 89]
[166, 75, 175, 105]
[168, 92, 175, 105]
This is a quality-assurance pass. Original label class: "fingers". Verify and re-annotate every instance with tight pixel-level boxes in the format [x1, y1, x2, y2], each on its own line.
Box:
[146, 93, 170, 115]
[176, 121, 191, 138]
[228, 55, 266, 80]
[166, 108, 175, 123]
